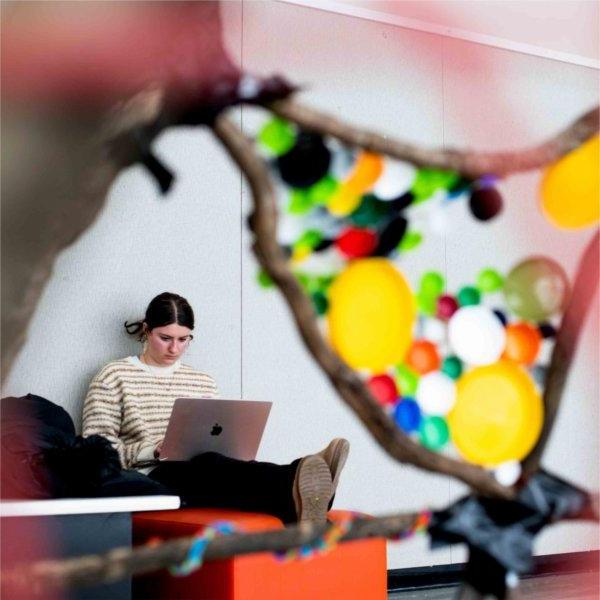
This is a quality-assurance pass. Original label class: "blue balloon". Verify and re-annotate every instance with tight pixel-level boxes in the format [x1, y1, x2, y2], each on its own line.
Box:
[394, 398, 422, 433]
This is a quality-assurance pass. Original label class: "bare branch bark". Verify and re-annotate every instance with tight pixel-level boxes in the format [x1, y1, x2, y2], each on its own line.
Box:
[522, 230, 600, 478]
[270, 100, 599, 178]
[3, 511, 421, 592]
[212, 114, 516, 499]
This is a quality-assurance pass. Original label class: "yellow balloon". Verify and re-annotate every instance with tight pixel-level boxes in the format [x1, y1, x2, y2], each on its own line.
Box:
[327, 258, 416, 371]
[541, 135, 599, 229]
[448, 361, 543, 467]
[328, 185, 362, 216]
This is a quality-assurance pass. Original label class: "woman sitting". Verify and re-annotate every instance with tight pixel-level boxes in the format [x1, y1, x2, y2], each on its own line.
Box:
[82, 292, 349, 524]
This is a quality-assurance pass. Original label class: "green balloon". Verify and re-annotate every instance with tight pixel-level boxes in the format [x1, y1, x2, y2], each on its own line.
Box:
[411, 169, 460, 203]
[288, 189, 313, 215]
[457, 286, 481, 306]
[417, 293, 437, 316]
[398, 230, 423, 252]
[395, 364, 419, 396]
[308, 175, 339, 205]
[441, 356, 463, 380]
[312, 291, 329, 315]
[256, 269, 274, 288]
[503, 257, 569, 321]
[294, 229, 323, 250]
[349, 194, 389, 227]
[419, 271, 445, 298]
[476, 268, 504, 293]
[419, 416, 449, 451]
[258, 118, 296, 155]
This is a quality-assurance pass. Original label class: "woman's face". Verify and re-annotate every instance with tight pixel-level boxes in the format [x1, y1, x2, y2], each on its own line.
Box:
[144, 323, 193, 366]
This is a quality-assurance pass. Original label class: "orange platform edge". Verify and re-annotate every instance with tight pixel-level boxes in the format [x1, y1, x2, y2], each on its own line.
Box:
[132, 508, 387, 600]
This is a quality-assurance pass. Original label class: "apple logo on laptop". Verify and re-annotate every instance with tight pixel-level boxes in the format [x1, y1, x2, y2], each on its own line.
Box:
[211, 423, 223, 436]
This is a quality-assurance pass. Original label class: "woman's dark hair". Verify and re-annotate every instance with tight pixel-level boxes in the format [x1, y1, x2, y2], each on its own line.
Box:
[124, 292, 194, 340]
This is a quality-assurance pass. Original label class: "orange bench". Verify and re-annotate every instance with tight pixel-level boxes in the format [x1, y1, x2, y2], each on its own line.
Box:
[132, 509, 387, 599]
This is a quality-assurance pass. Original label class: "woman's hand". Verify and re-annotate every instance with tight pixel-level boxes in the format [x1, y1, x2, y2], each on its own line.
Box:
[154, 440, 164, 458]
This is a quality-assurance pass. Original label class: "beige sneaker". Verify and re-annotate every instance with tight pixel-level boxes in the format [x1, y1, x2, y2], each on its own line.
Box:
[317, 438, 350, 493]
[292, 455, 333, 524]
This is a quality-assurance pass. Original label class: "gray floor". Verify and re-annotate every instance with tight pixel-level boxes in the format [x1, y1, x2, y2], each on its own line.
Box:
[388, 572, 599, 599]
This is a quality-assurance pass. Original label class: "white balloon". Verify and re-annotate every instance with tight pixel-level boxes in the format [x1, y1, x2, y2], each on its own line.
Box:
[448, 306, 506, 365]
[494, 461, 522, 487]
[373, 159, 416, 200]
[419, 317, 446, 345]
[416, 372, 456, 415]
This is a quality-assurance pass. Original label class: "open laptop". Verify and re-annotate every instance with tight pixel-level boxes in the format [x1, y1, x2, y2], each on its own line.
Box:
[158, 398, 272, 462]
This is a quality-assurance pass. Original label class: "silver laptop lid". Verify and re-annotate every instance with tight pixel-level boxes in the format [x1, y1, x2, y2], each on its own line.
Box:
[160, 398, 272, 462]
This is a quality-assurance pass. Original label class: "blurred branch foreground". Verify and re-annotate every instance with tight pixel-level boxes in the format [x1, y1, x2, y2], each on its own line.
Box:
[2, 2, 599, 598]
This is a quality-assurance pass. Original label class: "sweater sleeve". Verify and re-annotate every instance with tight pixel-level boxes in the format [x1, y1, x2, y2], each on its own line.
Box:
[82, 375, 154, 470]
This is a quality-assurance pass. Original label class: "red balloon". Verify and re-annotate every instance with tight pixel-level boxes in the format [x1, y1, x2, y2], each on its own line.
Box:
[437, 295, 459, 320]
[335, 227, 378, 258]
[367, 374, 399, 405]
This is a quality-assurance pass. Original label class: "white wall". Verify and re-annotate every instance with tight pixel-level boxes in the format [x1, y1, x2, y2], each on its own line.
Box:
[4, 1, 598, 570]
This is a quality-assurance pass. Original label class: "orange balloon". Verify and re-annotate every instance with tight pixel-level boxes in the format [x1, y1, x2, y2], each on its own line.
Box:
[503, 322, 542, 365]
[345, 152, 384, 195]
[406, 340, 440, 374]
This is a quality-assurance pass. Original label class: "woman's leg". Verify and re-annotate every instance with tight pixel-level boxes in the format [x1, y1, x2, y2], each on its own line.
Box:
[148, 453, 301, 523]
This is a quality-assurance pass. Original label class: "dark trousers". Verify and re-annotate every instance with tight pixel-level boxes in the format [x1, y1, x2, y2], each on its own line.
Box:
[148, 452, 300, 524]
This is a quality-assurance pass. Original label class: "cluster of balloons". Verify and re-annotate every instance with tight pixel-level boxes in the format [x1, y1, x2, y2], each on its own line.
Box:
[324, 255, 568, 474]
[257, 117, 504, 276]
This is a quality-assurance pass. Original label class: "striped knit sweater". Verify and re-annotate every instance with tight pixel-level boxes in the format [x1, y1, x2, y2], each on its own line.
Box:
[82, 357, 218, 471]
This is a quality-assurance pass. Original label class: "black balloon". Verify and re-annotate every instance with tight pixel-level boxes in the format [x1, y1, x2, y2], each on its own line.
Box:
[388, 191, 414, 212]
[493, 309, 508, 326]
[538, 322, 557, 338]
[374, 216, 408, 257]
[276, 132, 331, 188]
[469, 187, 503, 221]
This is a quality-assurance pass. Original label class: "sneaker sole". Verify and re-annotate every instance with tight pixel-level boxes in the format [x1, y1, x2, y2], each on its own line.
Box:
[297, 455, 333, 524]
[324, 438, 350, 492]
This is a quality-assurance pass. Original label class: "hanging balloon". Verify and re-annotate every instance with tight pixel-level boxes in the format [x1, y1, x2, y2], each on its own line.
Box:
[258, 118, 296, 156]
[420, 317, 446, 345]
[448, 361, 543, 466]
[493, 309, 508, 326]
[457, 286, 481, 307]
[349, 194, 390, 227]
[416, 372, 456, 415]
[327, 185, 362, 217]
[335, 227, 378, 258]
[448, 305, 506, 365]
[406, 340, 441, 374]
[437, 295, 459, 320]
[469, 187, 503, 221]
[395, 364, 419, 396]
[476, 268, 504, 293]
[345, 152, 384, 195]
[394, 398, 422, 433]
[503, 322, 542, 365]
[372, 158, 416, 200]
[398, 230, 423, 253]
[411, 168, 460, 203]
[328, 259, 416, 371]
[541, 135, 599, 229]
[308, 175, 340, 205]
[311, 291, 329, 316]
[441, 355, 463, 380]
[276, 132, 331, 188]
[503, 257, 569, 321]
[419, 415, 450, 450]
[419, 271, 445, 298]
[538, 322, 556, 338]
[374, 216, 407, 256]
[367, 374, 399, 406]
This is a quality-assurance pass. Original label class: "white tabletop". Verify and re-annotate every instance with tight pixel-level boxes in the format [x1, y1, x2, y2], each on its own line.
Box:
[0, 495, 180, 517]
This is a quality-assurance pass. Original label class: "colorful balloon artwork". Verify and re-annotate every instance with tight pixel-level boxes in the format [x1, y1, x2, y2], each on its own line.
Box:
[255, 115, 575, 474]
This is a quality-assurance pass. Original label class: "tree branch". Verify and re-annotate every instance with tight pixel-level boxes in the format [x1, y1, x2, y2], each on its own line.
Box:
[212, 113, 516, 499]
[3, 511, 421, 592]
[522, 230, 600, 478]
[270, 99, 599, 178]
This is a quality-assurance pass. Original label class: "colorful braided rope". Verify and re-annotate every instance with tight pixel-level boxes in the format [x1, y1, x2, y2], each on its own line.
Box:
[169, 521, 237, 577]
